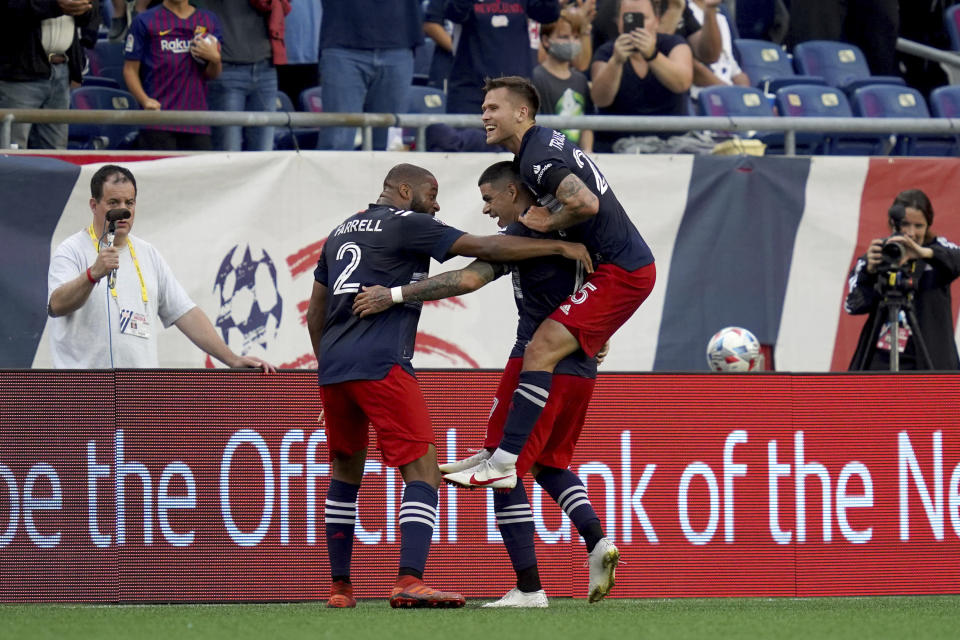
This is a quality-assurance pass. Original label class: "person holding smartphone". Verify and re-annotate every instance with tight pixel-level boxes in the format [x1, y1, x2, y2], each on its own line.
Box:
[589, 0, 693, 152]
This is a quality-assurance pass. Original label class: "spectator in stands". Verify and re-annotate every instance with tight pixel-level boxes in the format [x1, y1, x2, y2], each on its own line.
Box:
[0, 0, 99, 150]
[108, 0, 151, 40]
[786, 0, 899, 77]
[687, 0, 749, 101]
[846, 189, 960, 371]
[536, 0, 597, 72]
[197, 0, 286, 151]
[590, 0, 693, 152]
[432, 0, 561, 114]
[122, 0, 222, 150]
[318, 0, 421, 150]
[533, 15, 594, 152]
[659, 0, 721, 65]
[276, 0, 321, 109]
[46, 164, 275, 371]
[422, 1, 455, 91]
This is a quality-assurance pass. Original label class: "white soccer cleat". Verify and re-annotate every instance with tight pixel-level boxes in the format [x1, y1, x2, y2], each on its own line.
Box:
[442, 457, 517, 490]
[439, 448, 492, 474]
[587, 538, 619, 603]
[482, 587, 548, 608]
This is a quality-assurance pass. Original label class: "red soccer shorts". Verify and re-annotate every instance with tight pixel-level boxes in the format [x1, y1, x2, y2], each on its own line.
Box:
[548, 261, 656, 358]
[320, 365, 433, 468]
[484, 357, 596, 477]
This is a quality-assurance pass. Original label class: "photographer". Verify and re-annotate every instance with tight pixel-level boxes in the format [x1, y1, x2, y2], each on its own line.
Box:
[846, 189, 960, 371]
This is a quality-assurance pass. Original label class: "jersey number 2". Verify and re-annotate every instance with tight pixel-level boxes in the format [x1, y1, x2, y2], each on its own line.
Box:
[333, 242, 361, 295]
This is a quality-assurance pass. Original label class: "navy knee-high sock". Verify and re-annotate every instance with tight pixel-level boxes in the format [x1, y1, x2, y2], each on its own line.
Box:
[536, 468, 604, 552]
[398, 480, 438, 579]
[325, 479, 360, 581]
[499, 371, 553, 455]
[494, 482, 541, 592]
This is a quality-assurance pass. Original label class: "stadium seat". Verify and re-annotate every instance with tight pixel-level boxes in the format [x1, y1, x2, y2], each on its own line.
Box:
[401, 86, 446, 149]
[792, 41, 905, 94]
[734, 39, 825, 94]
[274, 91, 319, 150]
[86, 41, 126, 89]
[412, 37, 436, 86]
[69, 87, 140, 150]
[697, 85, 794, 153]
[929, 84, 960, 117]
[774, 84, 885, 155]
[851, 84, 954, 156]
[946, 5, 960, 51]
[299, 86, 323, 113]
[81, 75, 121, 89]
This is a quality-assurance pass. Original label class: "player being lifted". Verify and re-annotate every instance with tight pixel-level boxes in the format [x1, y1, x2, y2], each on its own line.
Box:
[441, 76, 656, 490]
[307, 163, 592, 609]
[353, 161, 620, 606]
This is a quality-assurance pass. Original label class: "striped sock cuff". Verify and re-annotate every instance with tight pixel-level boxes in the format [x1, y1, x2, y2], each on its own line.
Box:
[325, 498, 357, 525]
[399, 501, 437, 529]
[556, 485, 591, 518]
[496, 502, 534, 525]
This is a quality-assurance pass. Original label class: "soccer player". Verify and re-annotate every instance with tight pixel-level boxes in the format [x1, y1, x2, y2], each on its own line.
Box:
[352, 161, 619, 606]
[440, 75, 656, 490]
[306, 163, 592, 609]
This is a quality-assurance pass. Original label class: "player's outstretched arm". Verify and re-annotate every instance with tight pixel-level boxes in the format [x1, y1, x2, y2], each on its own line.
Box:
[352, 260, 498, 318]
[449, 233, 594, 273]
[306, 281, 328, 359]
[521, 173, 600, 233]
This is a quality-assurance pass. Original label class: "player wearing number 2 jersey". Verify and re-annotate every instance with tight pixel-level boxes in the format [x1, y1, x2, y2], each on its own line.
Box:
[442, 75, 656, 492]
[305, 163, 593, 609]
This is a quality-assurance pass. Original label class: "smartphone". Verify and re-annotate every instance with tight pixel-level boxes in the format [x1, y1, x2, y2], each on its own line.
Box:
[623, 11, 645, 32]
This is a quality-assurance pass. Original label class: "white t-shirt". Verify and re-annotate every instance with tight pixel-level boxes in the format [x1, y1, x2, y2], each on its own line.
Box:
[689, 2, 744, 99]
[47, 229, 196, 368]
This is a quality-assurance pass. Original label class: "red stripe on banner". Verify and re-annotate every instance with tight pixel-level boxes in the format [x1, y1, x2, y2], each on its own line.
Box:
[830, 157, 960, 370]
[16, 152, 180, 165]
[286, 239, 327, 278]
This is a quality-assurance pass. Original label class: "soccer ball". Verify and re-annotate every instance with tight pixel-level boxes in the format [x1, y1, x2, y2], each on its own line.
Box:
[213, 244, 283, 354]
[706, 327, 762, 372]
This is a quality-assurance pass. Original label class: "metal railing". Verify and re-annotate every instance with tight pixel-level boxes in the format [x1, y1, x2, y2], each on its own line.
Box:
[4, 108, 960, 156]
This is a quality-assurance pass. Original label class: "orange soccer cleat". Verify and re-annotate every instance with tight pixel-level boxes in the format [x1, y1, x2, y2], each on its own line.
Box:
[327, 580, 357, 608]
[389, 576, 465, 609]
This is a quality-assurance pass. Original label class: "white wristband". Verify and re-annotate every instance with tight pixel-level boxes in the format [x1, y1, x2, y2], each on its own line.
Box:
[390, 286, 404, 304]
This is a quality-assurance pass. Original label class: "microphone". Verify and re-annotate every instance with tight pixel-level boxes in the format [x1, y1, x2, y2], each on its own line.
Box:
[104, 209, 129, 289]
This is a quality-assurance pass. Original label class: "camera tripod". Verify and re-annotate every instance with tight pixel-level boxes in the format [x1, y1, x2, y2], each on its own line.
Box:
[851, 275, 934, 371]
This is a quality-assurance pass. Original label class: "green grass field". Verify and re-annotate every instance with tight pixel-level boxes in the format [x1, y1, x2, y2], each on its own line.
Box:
[2, 596, 959, 640]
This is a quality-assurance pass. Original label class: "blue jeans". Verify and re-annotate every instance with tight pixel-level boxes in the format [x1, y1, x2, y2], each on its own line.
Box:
[0, 63, 70, 149]
[207, 60, 278, 151]
[319, 47, 414, 150]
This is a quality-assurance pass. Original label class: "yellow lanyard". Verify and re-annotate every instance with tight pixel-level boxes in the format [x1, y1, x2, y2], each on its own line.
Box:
[87, 224, 149, 303]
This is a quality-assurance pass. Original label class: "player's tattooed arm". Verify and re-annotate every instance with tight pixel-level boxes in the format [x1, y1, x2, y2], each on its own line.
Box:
[352, 260, 500, 318]
[521, 173, 599, 233]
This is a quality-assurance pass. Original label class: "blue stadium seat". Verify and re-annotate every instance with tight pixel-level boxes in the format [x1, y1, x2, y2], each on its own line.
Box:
[734, 39, 825, 94]
[81, 75, 121, 89]
[412, 37, 436, 86]
[402, 86, 446, 149]
[274, 91, 319, 150]
[929, 84, 960, 117]
[69, 87, 140, 150]
[792, 41, 905, 94]
[851, 84, 954, 156]
[299, 86, 323, 113]
[697, 85, 794, 153]
[774, 84, 886, 155]
[946, 5, 960, 51]
[86, 40, 126, 89]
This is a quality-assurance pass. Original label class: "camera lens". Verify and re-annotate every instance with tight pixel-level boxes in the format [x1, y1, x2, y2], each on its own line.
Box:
[881, 239, 903, 262]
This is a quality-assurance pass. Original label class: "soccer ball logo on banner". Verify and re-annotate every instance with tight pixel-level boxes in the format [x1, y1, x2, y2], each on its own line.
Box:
[214, 244, 283, 354]
[706, 326, 763, 372]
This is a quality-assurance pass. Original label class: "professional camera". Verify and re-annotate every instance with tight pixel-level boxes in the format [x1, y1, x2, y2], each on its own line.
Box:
[877, 203, 907, 273]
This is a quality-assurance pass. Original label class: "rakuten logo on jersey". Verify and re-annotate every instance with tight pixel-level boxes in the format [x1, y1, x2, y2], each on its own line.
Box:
[160, 39, 191, 53]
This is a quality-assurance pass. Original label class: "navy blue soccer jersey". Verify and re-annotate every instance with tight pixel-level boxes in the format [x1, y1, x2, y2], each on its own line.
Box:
[498, 223, 598, 379]
[515, 125, 654, 271]
[313, 205, 465, 385]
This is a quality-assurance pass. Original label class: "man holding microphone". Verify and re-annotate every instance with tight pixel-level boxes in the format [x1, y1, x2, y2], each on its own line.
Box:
[47, 164, 274, 370]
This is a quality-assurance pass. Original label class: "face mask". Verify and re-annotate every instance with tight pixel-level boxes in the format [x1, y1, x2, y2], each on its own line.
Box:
[547, 40, 581, 62]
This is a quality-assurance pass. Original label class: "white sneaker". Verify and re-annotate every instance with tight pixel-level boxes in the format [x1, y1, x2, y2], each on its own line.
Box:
[439, 448, 492, 474]
[443, 457, 517, 490]
[482, 587, 548, 608]
[587, 538, 619, 603]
